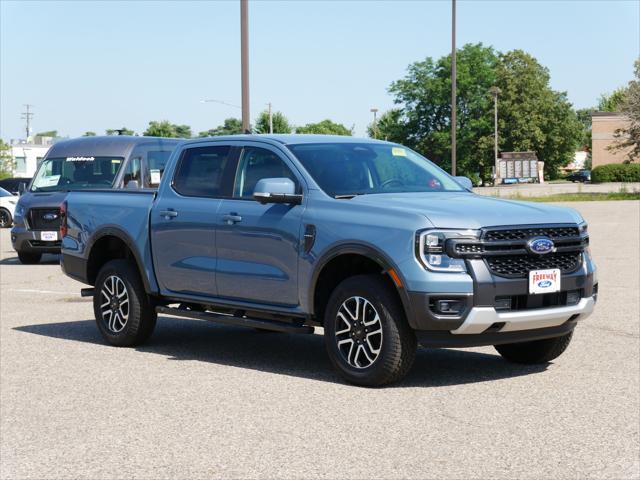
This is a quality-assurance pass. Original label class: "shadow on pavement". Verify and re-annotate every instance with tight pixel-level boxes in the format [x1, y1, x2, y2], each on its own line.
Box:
[0, 254, 60, 265]
[14, 316, 548, 387]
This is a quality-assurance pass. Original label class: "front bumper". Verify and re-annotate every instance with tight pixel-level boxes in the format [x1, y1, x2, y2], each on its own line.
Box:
[11, 226, 61, 254]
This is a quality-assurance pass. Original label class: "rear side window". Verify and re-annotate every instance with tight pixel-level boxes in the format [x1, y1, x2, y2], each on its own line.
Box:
[172, 146, 232, 197]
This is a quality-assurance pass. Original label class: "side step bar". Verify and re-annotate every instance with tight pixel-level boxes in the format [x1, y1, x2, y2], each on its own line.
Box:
[155, 306, 314, 334]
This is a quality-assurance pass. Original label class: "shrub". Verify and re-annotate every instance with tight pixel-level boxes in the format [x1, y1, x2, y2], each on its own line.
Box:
[591, 163, 640, 183]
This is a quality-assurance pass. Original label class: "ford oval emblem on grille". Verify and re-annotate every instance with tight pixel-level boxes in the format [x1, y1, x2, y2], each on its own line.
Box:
[43, 213, 58, 221]
[527, 236, 555, 255]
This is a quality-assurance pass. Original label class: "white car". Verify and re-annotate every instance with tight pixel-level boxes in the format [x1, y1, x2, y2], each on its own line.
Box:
[0, 187, 18, 228]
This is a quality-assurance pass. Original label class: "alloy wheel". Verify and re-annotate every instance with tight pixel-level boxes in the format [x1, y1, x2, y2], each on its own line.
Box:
[100, 275, 130, 333]
[335, 296, 383, 369]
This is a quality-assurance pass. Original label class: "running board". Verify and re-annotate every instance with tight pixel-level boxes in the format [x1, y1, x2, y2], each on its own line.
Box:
[155, 306, 314, 334]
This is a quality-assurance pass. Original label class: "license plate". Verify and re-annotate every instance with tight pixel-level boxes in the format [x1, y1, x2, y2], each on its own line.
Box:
[529, 268, 561, 294]
[40, 231, 58, 242]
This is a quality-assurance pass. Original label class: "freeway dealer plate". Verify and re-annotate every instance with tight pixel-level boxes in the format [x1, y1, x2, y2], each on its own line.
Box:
[40, 231, 58, 242]
[529, 268, 561, 294]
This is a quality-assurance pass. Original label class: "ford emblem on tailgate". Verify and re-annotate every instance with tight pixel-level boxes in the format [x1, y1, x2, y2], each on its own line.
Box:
[43, 213, 58, 221]
[527, 237, 554, 255]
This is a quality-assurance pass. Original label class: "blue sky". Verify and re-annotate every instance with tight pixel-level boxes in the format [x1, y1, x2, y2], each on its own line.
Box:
[1, 0, 638, 139]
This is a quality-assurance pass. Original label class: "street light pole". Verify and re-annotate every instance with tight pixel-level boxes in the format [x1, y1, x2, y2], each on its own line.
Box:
[240, 0, 250, 133]
[489, 86, 501, 182]
[370, 108, 379, 139]
[451, 0, 457, 176]
[268, 102, 273, 134]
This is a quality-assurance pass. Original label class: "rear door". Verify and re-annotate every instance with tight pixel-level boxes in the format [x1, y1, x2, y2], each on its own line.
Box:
[215, 144, 305, 306]
[150, 144, 237, 297]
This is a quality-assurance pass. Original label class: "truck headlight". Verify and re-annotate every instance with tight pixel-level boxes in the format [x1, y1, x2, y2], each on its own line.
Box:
[14, 203, 25, 218]
[417, 229, 479, 272]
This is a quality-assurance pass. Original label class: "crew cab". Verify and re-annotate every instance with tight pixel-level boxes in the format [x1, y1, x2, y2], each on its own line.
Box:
[11, 136, 182, 264]
[60, 135, 597, 386]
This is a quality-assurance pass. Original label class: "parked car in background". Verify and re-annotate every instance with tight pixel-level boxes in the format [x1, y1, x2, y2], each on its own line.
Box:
[566, 170, 591, 183]
[11, 136, 183, 264]
[0, 187, 18, 228]
[60, 135, 597, 386]
[0, 177, 32, 195]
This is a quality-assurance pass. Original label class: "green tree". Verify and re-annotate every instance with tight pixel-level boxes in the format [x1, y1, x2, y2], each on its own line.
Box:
[296, 119, 352, 136]
[367, 109, 405, 142]
[199, 118, 243, 137]
[143, 121, 192, 138]
[610, 59, 640, 162]
[597, 88, 627, 112]
[106, 127, 135, 136]
[35, 130, 57, 138]
[254, 110, 292, 134]
[83, 131, 96, 136]
[0, 140, 14, 180]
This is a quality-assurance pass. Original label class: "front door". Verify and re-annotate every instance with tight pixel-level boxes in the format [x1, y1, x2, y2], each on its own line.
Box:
[215, 145, 304, 306]
[150, 144, 237, 297]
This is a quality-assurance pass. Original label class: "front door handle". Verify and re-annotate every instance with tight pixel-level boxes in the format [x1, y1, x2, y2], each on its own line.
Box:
[160, 209, 178, 219]
[222, 213, 242, 225]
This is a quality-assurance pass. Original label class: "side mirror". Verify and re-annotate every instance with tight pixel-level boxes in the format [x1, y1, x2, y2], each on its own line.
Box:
[18, 182, 26, 195]
[253, 178, 302, 205]
[455, 176, 473, 190]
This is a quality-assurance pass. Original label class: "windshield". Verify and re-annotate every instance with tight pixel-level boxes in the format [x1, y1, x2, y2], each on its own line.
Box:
[0, 187, 12, 197]
[287, 143, 465, 197]
[30, 156, 124, 192]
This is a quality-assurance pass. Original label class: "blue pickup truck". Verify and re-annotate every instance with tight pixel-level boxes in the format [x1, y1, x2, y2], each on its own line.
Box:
[60, 135, 597, 386]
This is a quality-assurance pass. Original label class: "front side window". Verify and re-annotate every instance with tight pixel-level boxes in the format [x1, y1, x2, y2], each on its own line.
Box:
[30, 156, 124, 192]
[233, 147, 297, 199]
[172, 146, 232, 197]
[287, 143, 464, 197]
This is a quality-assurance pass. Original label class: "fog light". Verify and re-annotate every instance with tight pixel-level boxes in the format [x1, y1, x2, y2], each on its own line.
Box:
[566, 290, 581, 306]
[436, 299, 463, 315]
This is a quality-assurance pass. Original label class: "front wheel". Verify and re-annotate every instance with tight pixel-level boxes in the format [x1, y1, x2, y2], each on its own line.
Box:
[93, 259, 157, 347]
[324, 275, 417, 387]
[0, 208, 12, 228]
[495, 332, 573, 364]
[17, 251, 42, 264]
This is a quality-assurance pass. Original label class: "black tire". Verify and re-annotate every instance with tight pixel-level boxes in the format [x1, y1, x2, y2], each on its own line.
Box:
[17, 251, 42, 264]
[93, 259, 156, 347]
[0, 208, 12, 228]
[495, 331, 573, 364]
[324, 275, 417, 387]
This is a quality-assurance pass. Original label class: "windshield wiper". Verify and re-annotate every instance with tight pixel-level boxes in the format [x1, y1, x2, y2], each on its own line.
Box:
[334, 193, 367, 199]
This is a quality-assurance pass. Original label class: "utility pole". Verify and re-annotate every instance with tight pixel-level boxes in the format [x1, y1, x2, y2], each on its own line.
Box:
[489, 86, 501, 182]
[450, 0, 457, 176]
[21, 104, 34, 140]
[268, 102, 273, 134]
[370, 108, 379, 139]
[240, 0, 250, 133]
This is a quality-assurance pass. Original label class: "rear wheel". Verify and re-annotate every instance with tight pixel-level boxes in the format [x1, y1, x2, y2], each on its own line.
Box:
[495, 332, 573, 364]
[324, 275, 417, 387]
[0, 208, 12, 228]
[93, 259, 156, 347]
[17, 251, 42, 264]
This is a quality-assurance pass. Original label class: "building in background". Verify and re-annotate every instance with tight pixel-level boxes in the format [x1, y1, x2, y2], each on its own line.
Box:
[562, 151, 588, 173]
[591, 112, 632, 168]
[9, 136, 54, 178]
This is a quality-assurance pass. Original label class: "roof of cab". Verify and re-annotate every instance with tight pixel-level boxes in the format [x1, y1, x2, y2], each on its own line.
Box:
[183, 134, 393, 147]
[45, 135, 184, 158]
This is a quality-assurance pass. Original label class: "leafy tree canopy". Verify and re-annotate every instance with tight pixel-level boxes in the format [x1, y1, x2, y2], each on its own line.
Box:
[296, 119, 352, 136]
[199, 118, 243, 137]
[254, 110, 292, 134]
[0, 139, 13, 180]
[377, 43, 582, 180]
[106, 127, 135, 136]
[597, 88, 627, 112]
[35, 130, 57, 138]
[143, 121, 192, 138]
[610, 59, 640, 162]
[83, 131, 96, 137]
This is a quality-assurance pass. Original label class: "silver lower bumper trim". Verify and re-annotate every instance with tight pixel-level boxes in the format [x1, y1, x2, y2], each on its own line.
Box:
[451, 297, 595, 335]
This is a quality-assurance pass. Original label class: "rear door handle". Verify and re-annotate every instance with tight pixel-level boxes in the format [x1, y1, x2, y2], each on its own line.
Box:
[222, 213, 242, 225]
[160, 209, 178, 219]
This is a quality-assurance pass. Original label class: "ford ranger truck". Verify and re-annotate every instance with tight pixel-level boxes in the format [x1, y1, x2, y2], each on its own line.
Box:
[60, 135, 597, 387]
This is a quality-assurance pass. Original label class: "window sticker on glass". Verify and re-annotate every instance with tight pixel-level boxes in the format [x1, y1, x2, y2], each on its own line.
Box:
[42, 175, 61, 187]
[112, 159, 122, 164]
[150, 169, 161, 185]
[391, 147, 407, 157]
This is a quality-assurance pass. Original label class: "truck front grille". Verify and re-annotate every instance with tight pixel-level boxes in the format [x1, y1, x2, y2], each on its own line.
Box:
[28, 208, 62, 231]
[448, 224, 587, 279]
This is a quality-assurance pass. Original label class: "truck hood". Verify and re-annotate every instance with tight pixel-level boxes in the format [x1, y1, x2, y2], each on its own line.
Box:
[349, 192, 583, 229]
[17, 191, 69, 210]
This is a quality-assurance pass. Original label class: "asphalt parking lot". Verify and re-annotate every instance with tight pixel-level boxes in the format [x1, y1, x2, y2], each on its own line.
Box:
[1, 201, 638, 480]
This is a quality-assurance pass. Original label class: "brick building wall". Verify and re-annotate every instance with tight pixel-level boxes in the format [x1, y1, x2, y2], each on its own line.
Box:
[591, 112, 632, 167]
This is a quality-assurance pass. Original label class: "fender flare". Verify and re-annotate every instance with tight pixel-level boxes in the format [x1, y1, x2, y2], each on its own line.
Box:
[307, 242, 414, 322]
[86, 225, 155, 294]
